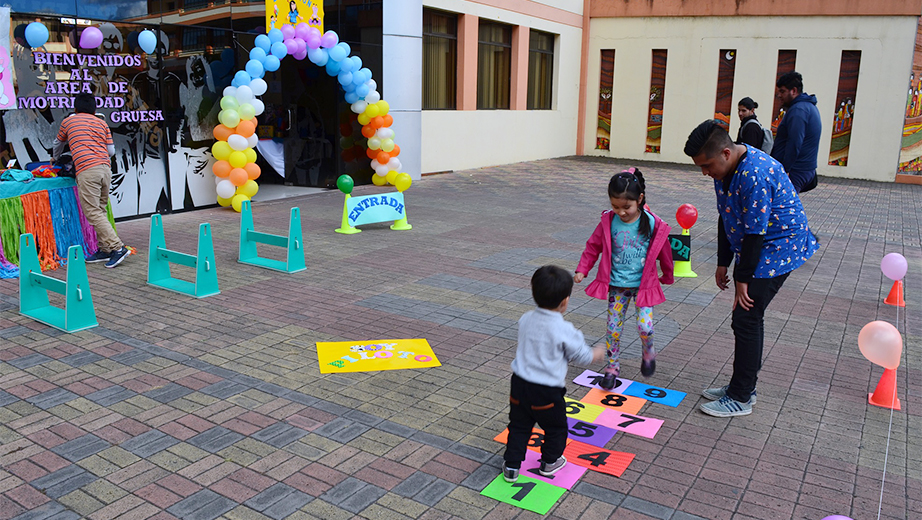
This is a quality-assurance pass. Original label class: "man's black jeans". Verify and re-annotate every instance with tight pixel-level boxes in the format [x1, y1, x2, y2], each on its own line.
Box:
[503, 374, 567, 468]
[726, 272, 790, 403]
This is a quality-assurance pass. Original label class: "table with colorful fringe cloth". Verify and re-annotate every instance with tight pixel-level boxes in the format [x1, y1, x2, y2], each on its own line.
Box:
[0, 177, 115, 278]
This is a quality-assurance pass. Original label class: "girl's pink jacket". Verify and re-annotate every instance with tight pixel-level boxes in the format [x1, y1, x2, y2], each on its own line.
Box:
[576, 210, 675, 307]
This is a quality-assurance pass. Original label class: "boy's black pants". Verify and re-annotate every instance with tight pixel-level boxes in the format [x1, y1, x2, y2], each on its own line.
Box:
[503, 374, 568, 468]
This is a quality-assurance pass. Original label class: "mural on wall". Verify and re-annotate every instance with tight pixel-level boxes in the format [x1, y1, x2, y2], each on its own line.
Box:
[770, 50, 797, 135]
[898, 18, 922, 173]
[713, 49, 736, 130]
[645, 49, 666, 154]
[0, 8, 17, 111]
[268, 0, 323, 33]
[828, 50, 860, 166]
[596, 49, 614, 150]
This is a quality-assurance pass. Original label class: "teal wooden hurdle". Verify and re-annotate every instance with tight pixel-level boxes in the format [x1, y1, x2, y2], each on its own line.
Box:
[147, 214, 220, 298]
[238, 200, 306, 273]
[19, 234, 97, 332]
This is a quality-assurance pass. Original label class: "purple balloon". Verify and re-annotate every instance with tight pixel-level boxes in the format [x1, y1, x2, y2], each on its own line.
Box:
[281, 24, 295, 40]
[295, 22, 310, 40]
[881, 253, 908, 281]
[293, 48, 308, 61]
[293, 37, 306, 54]
[284, 39, 298, 55]
[306, 35, 321, 50]
[79, 26, 103, 49]
[320, 31, 339, 49]
[820, 516, 854, 520]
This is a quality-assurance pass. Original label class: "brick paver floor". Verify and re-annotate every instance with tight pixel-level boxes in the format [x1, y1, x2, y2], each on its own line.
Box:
[1, 157, 919, 520]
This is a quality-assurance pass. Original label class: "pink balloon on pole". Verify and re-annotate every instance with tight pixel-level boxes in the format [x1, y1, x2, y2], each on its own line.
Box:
[79, 26, 103, 49]
[858, 321, 902, 370]
[880, 253, 907, 281]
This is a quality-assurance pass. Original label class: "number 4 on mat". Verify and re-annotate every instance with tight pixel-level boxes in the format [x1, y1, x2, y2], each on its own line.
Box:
[564, 441, 635, 477]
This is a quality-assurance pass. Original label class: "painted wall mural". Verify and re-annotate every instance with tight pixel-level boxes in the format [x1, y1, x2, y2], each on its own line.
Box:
[828, 50, 860, 166]
[596, 49, 614, 150]
[713, 49, 736, 130]
[770, 50, 797, 135]
[645, 49, 666, 154]
[898, 18, 922, 173]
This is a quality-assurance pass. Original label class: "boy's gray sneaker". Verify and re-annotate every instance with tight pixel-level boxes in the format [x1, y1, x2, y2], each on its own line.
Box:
[539, 456, 566, 477]
[700, 395, 752, 417]
[502, 463, 519, 483]
[702, 385, 756, 405]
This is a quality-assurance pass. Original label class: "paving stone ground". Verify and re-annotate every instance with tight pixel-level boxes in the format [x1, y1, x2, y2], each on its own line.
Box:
[1, 156, 920, 520]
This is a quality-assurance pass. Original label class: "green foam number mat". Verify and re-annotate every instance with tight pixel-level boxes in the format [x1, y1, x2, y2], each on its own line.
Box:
[480, 474, 566, 514]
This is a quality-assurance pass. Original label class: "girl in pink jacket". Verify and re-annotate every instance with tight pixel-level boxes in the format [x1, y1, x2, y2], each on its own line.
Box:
[575, 169, 674, 389]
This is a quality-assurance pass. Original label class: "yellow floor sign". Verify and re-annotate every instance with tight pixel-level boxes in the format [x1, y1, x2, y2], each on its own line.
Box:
[316, 338, 441, 373]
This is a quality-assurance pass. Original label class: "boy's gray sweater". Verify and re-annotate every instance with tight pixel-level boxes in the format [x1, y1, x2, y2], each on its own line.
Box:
[511, 308, 594, 388]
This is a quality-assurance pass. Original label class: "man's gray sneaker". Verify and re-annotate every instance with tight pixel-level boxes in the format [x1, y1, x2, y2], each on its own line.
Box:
[702, 385, 756, 405]
[700, 395, 752, 417]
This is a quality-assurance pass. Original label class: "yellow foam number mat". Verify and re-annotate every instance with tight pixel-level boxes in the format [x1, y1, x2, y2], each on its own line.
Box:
[317, 339, 441, 373]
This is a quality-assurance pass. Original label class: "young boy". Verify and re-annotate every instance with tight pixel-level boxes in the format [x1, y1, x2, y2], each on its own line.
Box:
[503, 265, 606, 482]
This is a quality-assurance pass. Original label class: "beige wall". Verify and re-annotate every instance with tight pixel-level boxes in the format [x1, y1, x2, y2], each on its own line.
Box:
[584, 16, 917, 182]
[421, 0, 584, 173]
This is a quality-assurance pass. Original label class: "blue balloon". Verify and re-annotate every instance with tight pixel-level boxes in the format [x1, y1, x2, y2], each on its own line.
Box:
[270, 41, 288, 59]
[339, 58, 355, 73]
[231, 77, 241, 88]
[234, 70, 252, 85]
[255, 34, 271, 52]
[325, 59, 341, 76]
[359, 68, 372, 82]
[337, 72, 353, 86]
[338, 42, 351, 57]
[25, 22, 49, 49]
[307, 48, 328, 66]
[329, 45, 347, 62]
[351, 56, 362, 71]
[351, 70, 366, 85]
[245, 59, 264, 79]
[344, 91, 359, 104]
[343, 82, 356, 92]
[137, 29, 157, 54]
[268, 28, 283, 44]
[355, 84, 369, 98]
[264, 55, 281, 72]
[249, 47, 267, 63]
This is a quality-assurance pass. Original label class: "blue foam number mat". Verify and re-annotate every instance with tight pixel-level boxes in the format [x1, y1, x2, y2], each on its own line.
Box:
[620, 381, 685, 407]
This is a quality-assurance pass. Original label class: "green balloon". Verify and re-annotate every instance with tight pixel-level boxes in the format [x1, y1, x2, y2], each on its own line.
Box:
[336, 174, 354, 194]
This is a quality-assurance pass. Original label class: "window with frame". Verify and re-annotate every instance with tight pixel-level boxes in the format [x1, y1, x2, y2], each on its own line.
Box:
[422, 8, 457, 110]
[527, 30, 554, 110]
[477, 21, 511, 110]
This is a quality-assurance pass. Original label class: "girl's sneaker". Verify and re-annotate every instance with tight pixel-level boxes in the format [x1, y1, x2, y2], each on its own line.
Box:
[600, 362, 620, 390]
[641, 359, 656, 377]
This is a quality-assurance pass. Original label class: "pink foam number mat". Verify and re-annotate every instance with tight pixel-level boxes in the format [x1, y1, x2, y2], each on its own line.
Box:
[594, 409, 664, 439]
[573, 369, 633, 393]
[519, 448, 587, 489]
[566, 418, 617, 448]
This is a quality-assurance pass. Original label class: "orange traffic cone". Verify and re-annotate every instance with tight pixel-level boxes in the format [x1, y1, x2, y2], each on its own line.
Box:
[884, 280, 905, 307]
[868, 368, 900, 410]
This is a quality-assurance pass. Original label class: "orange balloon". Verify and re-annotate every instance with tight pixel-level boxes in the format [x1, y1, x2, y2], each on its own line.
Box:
[236, 120, 256, 138]
[376, 151, 391, 164]
[229, 168, 248, 186]
[213, 160, 232, 177]
[390, 144, 400, 157]
[372, 116, 384, 129]
[213, 124, 234, 141]
[249, 117, 258, 126]
[382, 114, 394, 127]
[243, 162, 261, 180]
[361, 125, 376, 138]
[366, 147, 378, 159]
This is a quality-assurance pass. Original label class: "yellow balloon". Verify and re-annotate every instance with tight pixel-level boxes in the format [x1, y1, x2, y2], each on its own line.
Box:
[385, 170, 398, 185]
[377, 100, 390, 116]
[228, 151, 247, 168]
[371, 173, 387, 186]
[212, 141, 232, 161]
[243, 147, 257, 164]
[395, 172, 412, 192]
[239, 179, 259, 198]
[231, 194, 249, 212]
[357, 114, 371, 126]
[365, 104, 380, 118]
[217, 195, 232, 207]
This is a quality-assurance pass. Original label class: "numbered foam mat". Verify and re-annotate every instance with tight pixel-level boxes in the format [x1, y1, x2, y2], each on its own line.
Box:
[480, 474, 566, 514]
[573, 369, 633, 393]
[566, 418, 617, 448]
[579, 388, 646, 415]
[620, 380, 686, 407]
[493, 427, 572, 452]
[563, 441, 635, 477]
[563, 397, 605, 422]
[594, 409, 664, 439]
[519, 449, 587, 489]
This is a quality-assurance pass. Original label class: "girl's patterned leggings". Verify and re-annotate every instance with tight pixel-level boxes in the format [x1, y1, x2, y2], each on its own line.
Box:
[605, 287, 655, 376]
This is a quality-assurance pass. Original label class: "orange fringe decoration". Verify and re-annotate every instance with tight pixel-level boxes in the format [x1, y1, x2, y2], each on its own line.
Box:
[21, 191, 61, 270]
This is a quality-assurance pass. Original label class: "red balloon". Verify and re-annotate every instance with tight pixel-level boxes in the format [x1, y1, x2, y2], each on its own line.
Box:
[676, 204, 698, 229]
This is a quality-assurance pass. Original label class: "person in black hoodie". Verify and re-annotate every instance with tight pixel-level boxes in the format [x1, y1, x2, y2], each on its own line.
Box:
[736, 97, 766, 150]
[770, 72, 822, 193]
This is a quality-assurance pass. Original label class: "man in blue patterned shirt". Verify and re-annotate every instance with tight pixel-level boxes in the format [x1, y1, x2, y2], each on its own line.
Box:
[684, 120, 819, 417]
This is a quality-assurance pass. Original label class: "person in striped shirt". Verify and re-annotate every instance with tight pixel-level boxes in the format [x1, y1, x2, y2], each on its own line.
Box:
[53, 93, 129, 268]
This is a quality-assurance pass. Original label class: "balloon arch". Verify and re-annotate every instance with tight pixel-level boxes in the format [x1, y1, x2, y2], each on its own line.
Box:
[208, 23, 411, 210]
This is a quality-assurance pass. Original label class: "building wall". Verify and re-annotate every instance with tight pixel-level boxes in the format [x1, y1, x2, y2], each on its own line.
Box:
[584, 16, 917, 182]
[420, 0, 584, 174]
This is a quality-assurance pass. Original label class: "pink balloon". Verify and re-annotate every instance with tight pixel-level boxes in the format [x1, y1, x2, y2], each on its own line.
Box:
[309, 27, 322, 39]
[284, 39, 298, 55]
[295, 22, 310, 40]
[281, 24, 295, 40]
[306, 35, 321, 50]
[320, 31, 339, 49]
[293, 37, 306, 55]
[293, 48, 308, 61]
[858, 321, 902, 370]
[79, 26, 103, 49]
[880, 253, 907, 281]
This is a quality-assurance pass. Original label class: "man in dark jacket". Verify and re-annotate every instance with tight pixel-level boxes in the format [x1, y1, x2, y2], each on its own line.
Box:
[770, 72, 821, 192]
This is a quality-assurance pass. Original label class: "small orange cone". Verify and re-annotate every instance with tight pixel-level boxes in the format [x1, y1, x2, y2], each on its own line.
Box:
[884, 280, 905, 307]
[868, 368, 900, 410]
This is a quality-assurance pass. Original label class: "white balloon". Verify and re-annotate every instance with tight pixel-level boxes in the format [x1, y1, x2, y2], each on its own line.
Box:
[367, 79, 377, 92]
[216, 179, 236, 199]
[365, 90, 381, 104]
[227, 134, 248, 151]
[375, 164, 390, 176]
[249, 78, 268, 96]
[375, 128, 393, 139]
[351, 100, 367, 114]
[246, 134, 259, 148]
[387, 158, 401, 171]
[236, 85, 254, 102]
[223, 86, 237, 98]
[251, 99, 265, 116]
[370, 159, 380, 169]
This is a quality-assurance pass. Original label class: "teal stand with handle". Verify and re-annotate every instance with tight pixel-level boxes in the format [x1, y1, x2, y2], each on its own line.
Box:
[238, 200, 306, 273]
[19, 233, 97, 332]
[147, 214, 220, 298]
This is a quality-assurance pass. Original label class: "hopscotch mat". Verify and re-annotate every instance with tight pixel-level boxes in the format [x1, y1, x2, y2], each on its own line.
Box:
[481, 369, 686, 514]
[316, 339, 440, 373]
